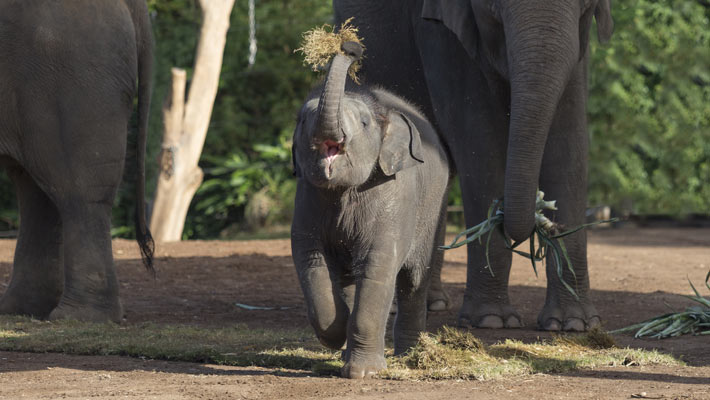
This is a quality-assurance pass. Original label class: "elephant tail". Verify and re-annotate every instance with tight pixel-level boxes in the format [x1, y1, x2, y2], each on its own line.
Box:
[129, 0, 155, 274]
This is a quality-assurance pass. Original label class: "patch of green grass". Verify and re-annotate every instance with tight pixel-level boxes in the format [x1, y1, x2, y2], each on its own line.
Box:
[0, 317, 680, 380]
[0, 316, 336, 372]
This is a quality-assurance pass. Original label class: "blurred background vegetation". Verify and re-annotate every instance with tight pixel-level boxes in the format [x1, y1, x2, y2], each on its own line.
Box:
[0, 0, 707, 239]
[588, 0, 710, 217]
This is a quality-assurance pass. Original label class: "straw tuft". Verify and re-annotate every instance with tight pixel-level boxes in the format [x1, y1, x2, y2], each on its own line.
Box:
[296, 18, 364, 83]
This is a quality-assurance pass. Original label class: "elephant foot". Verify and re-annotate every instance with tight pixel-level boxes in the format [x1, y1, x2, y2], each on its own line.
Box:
[0, 287, 61, 319]
[427, 288, 451, 312]
[458, 301, 523, 329]
[49, 297, 123, 323]
[537, 299, 601, 332]
[341, 353, 386, 379]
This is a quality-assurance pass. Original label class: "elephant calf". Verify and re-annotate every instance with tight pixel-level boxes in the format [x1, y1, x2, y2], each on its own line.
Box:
[291, 42, 450, 379]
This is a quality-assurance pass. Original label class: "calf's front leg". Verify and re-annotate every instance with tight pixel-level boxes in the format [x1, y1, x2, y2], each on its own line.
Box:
[292, 237, 349, 349]
[341, 250, 399, 379]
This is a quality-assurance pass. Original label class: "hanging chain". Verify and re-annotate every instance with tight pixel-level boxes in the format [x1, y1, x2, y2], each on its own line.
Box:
[248, 0, 257, 67]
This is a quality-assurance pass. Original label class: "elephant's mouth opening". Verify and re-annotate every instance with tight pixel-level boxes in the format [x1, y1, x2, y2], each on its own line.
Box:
[320, 139, 343, 177]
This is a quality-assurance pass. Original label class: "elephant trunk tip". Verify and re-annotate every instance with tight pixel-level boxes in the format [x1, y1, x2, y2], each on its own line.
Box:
[503, 213, 536, 243]
[341, 41, 363, 61]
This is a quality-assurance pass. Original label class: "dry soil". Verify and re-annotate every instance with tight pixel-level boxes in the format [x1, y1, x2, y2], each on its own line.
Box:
[1, 227, 709, 399]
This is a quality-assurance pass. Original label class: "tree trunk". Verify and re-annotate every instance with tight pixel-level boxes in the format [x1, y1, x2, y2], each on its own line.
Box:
[150, 0, 236, 242]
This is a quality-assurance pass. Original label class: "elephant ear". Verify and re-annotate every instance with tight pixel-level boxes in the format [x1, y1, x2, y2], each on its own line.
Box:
[378, 111, 424, 176]
[422, 0, 478, 61]
[594, 0, 614, 43]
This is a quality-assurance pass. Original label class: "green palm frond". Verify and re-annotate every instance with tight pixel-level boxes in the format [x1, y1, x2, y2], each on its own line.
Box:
[441, 190, 617, 299]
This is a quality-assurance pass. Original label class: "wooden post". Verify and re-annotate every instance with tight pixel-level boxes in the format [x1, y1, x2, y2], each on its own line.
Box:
[150, 0, 236, 242]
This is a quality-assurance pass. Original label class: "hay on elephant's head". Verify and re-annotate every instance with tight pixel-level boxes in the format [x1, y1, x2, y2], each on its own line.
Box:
[296, 18, 364, 82]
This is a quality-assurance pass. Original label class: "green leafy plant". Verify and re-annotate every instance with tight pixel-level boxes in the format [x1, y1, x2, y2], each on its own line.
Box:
[441, 190, 617, 299]
[611, 276, 710, 338]
[588, 0, 710, 215]
[110, 0, 333, 239]
[183, 136, 296, 239]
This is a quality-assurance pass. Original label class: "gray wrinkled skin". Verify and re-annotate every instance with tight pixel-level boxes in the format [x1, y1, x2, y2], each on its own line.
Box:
[334, 0, 613, 332]
[0, 0, 153, 323]
[291, 47, 449, 379]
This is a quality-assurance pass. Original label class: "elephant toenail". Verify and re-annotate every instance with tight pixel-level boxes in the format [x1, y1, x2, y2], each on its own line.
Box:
[587, 316, 602, 329]
[541, 318, 563, 331]
[563, 318, 586, 332]
[504, 315, 523, 328]
[477, 315, 505, 329]
[428, 299, 448, 312]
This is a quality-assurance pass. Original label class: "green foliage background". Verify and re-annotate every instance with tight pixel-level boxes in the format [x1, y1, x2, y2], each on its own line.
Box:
[588, 0, 710, 215]
[128, 0, 332, 239]
[0, 0, 708, 236]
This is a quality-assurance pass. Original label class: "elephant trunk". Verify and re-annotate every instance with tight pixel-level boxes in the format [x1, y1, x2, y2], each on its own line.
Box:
[502, 4, 579, 242]
[314, 42, 363, 143]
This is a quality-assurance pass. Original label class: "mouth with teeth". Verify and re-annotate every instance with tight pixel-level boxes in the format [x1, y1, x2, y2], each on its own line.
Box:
[321, 139, 343, 177]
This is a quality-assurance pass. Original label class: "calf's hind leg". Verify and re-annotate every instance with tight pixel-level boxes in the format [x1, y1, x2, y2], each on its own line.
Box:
[394, 268, 428, 355]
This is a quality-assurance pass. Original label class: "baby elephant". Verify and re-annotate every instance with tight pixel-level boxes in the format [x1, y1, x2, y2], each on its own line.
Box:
[291, 42, 450, 379]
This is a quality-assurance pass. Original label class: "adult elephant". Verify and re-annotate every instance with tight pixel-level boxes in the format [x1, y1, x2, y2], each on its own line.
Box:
[334, 0, 613, 331]
[0, 0, 154, 322]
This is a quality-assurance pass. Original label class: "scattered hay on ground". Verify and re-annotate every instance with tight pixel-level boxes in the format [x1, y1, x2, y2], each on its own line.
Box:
[0, 317, 680, 380]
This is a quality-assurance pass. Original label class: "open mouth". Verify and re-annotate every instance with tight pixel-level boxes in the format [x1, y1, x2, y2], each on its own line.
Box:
[321, 139, 343, 177]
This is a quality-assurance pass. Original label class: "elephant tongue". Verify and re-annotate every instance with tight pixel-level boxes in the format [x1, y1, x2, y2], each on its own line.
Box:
[323, 140, 341, 162]
[321, 140, 342, 178]
[327, 146, 339, 158]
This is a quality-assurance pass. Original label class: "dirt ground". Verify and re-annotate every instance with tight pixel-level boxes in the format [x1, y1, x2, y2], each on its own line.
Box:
[1, 227, 709, 399]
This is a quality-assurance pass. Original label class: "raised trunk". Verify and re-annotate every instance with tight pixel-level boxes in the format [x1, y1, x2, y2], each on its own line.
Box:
[314, 46, 359, 141]
[501, 5, 579, 242]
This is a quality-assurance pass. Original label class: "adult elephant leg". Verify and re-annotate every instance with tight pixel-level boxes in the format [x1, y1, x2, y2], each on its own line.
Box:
[49, 199, 122, 322]
[0, 166, 63, 318]
[538, 65, 599, 332]
[44, 109, 130, 322]
[458, 179, 521, 329]
[416, 21, 521, 329]
[5, 2, 139, 322]
[427, 204, 449, 311]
